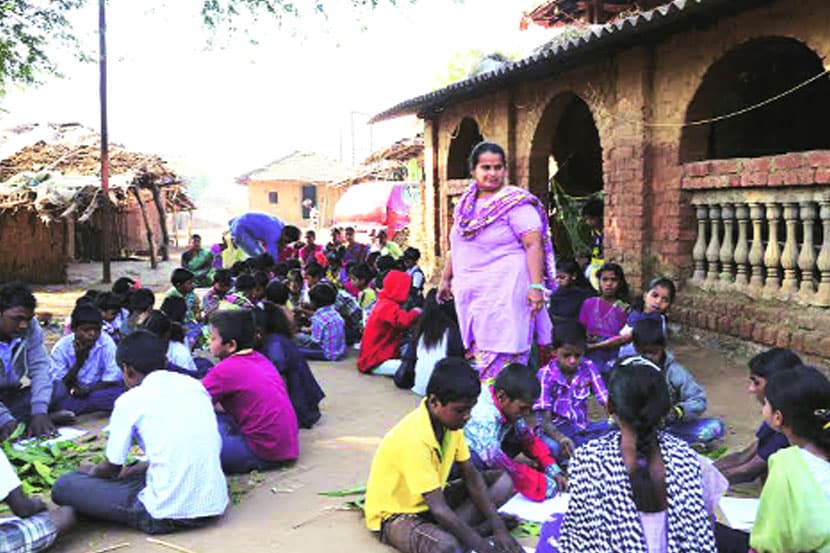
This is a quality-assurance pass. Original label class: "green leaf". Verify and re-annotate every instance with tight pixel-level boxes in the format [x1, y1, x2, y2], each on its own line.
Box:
[32, 461, 55, 485]
[8, 423, 25, 442]
[318, 484, 366, 497]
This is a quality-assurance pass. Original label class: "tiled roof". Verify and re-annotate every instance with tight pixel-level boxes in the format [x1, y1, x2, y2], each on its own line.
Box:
[370, 0, 773, 123]
[236, 151, 351, 185]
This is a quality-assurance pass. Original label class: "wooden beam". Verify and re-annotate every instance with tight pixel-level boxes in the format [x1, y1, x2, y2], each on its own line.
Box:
[148, 183, 170, 261]
[131, 187, 157, 269]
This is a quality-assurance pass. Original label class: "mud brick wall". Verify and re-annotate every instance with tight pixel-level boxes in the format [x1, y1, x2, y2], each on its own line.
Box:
[0, 210, 67, 284]
[409, 0, 830, 350]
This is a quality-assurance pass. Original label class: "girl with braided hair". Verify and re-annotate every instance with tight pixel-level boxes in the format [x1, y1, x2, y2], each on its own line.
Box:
[559, 356, 722, 552]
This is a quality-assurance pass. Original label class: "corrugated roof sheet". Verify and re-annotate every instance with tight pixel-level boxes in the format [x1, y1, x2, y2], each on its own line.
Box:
[371, 0, 773, 122]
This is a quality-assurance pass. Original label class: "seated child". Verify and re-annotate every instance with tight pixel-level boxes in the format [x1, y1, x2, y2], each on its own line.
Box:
[51, 330, 228, 534]
[364, 357, 522, 553]
[141, 310, 198, 374]
[95, 292, 127, 343]
[533, 320, 611, 461]
[50, 304, 124, 415]
[548, 259, 595, 324]
[715, 348, 801, 485]
[715, 364, 830, 553]
[348, 263, 377, 327]
[411, 289, 465, 396]
[616, 276, 676, 360]
[251, 271, 270, 306]
[166, 268, 201, 322]
[265, 279, 295, 328]
[62, 291, 99, 335]
[402, 247, 425, 309]
[203, 310, 299, 474]
[304, 262, 362, 345]
[357, 271, 420, 375]
[579, 263, 629, 372]
[0, 449, 75, 552]
[202, 269, 237, 318]
[259, 302, 325, 429]
[285, 269, 306, 309]
[464, 363, 565, 501]
[120, 288, 155, 337]
[295, 283, 346, 362]
[632, 318, 725, 448]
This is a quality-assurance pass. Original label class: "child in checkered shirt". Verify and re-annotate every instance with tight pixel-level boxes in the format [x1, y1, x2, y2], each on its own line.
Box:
[0, 450, 74, 552]
[295, 283, 346, 361]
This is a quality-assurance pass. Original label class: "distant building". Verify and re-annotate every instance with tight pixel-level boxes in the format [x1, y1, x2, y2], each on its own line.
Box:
[236, 152, 350, 228]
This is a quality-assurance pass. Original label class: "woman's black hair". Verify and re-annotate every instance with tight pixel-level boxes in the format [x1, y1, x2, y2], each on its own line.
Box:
[213, 269, 233, 286]
[309, 283, 337, 308]
[468, 141, 506, 172]
[609, 357, 672, 513]
[367, 251, 380, 268]
[210, 310, 255, 350]
[0, 281, 36, 312]
[127, 288, 155, 314]
[235, 273, 256, 293]
[552, 319, 587, 349]
[116, 329, 166, 375]
[416, 289, 456, 349]
[631, 318, 666, 348]
[596, 262, 630, 302]
[262, 301, 293, 338]
[160, 296, 187, 324]
[493, 363, 541, 402]
[266, 280, 290, 305]
[748, 348, 802, 378]
[426, 357, 481, 404]
[765, 364, 830, 457]
[557, 258, 594, 291]
[646, 276, 677, 304]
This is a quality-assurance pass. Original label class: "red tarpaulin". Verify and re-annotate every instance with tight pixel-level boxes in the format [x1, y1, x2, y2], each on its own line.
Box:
[333, 181, 413, 236]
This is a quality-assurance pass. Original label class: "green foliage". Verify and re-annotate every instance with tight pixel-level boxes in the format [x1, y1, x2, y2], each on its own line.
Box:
[319, 483, 366, 511]
[0, 0, 84, 93]
[1, 431, 104, 496]
[200, 0, 416, 29]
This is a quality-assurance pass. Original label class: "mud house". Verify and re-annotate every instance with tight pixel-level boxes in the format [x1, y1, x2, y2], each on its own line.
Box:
[0, 123, 193, 283]
[236, 152, 350, 229]
[373, 0, 830, 358]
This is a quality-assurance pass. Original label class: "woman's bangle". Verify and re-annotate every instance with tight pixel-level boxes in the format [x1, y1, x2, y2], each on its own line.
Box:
[529, 283, 549, 294]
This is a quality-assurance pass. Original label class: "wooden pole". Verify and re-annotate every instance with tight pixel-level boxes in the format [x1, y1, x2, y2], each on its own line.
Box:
[131, 187, 157, 269]
[149, 183, 170, 261]
[99, 0, 111, 283]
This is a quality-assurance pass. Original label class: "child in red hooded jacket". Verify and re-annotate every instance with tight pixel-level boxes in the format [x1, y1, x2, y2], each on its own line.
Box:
[357, 271, 421, 375]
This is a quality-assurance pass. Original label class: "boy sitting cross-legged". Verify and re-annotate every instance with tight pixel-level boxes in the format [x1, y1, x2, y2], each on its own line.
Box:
[203, 310, 299, 474]
[51, 330, 228, 534]
[464, 363, 566, 502]
[533, 320, 611, 462]
[50, 304, 124, 415]
[365, 357, 524, 553]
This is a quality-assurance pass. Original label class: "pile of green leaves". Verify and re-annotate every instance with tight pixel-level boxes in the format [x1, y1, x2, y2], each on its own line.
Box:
[319, 484, 366, 511]
[1, 425, 103, 498]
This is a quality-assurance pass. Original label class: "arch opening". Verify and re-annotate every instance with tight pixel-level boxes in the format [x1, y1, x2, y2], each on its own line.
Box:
[680, 37, 830, 163]
[446, 118, 484, 180]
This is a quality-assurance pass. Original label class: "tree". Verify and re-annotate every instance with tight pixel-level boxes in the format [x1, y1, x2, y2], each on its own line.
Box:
[0, 0, 416, 94]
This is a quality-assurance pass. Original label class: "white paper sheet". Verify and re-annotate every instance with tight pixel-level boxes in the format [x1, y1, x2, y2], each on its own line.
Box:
[497, 493, 570, 523]
[12, 426, 88, 451]
[718, 497, 760, 532]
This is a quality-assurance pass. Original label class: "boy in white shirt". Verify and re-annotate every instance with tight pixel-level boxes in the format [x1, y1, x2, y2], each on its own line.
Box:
[51, 330, 228, 534]
[0, 449, 74, 552]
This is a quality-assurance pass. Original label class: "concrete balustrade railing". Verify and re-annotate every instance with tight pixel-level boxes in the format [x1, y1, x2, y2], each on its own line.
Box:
[690, 188, 830, 306]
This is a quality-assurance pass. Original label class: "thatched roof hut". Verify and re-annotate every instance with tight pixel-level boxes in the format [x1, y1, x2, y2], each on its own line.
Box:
[0, 122, 194, 283]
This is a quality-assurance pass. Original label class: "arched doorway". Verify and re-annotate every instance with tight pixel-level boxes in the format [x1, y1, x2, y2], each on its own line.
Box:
[680, 37, 830, 162]
[529, 92, 604, 258]
[446, 117, 484, 179]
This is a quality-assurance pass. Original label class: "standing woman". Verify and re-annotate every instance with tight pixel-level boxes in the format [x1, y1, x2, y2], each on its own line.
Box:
[438, 142, 556, 380]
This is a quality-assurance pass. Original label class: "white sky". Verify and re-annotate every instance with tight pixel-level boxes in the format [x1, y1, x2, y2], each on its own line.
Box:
[0, 0, 551, 197]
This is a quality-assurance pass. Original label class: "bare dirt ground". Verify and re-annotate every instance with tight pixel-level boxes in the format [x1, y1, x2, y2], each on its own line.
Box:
[31, 256, 761, 553]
